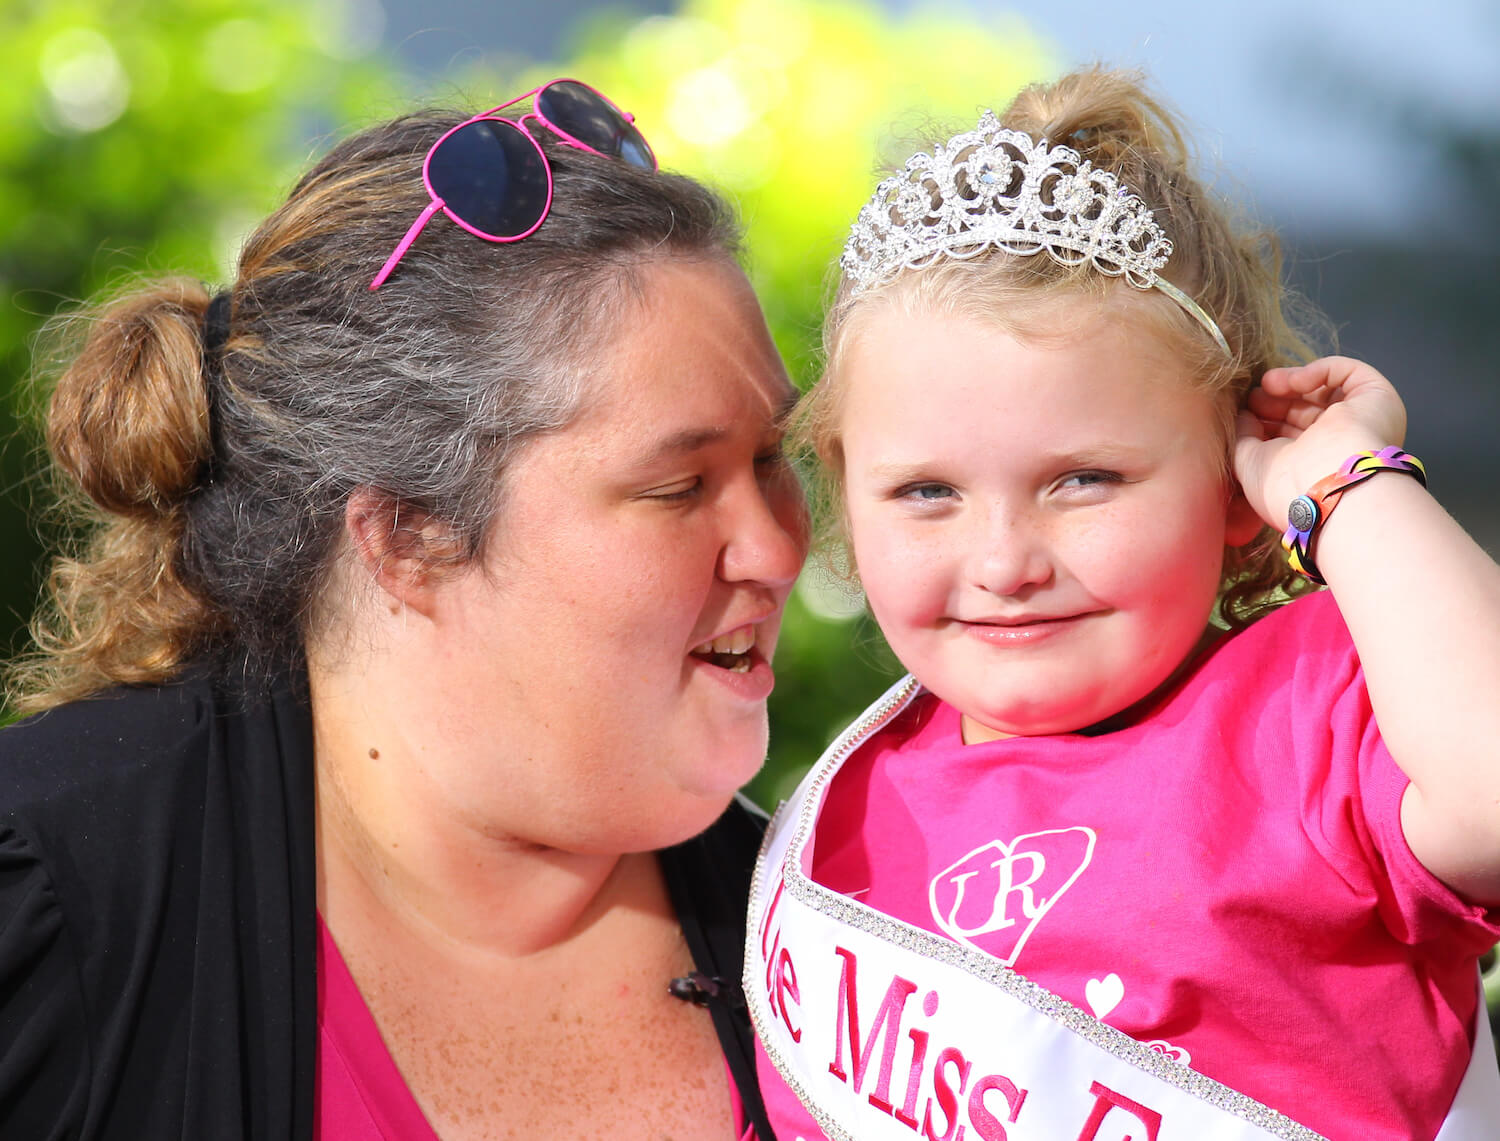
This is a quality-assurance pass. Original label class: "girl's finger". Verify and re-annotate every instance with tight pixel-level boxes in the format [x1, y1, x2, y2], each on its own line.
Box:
[1234, 409, 1266, 441]
[1247, 387, 1330, 427]
[1281, 401, 1334, 431]
[1262, 356, 1363, 396]
[1246, 386, 1295, 420]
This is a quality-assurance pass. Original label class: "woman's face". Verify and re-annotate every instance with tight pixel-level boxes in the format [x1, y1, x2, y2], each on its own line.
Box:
[424, 258, 807, 852]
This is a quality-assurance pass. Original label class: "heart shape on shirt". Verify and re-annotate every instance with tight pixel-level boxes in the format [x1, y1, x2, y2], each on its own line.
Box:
[928, 826, 1096, 965]
[1085, 972, 1124, 1020]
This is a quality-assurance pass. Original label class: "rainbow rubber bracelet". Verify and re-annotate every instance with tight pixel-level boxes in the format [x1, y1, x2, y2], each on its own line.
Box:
[1281, 446, 1427, 584]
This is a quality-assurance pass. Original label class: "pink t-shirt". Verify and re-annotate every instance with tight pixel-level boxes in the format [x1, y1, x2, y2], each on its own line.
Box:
[317, 917, 756, 1140]
[757, 591, 1500, 1141]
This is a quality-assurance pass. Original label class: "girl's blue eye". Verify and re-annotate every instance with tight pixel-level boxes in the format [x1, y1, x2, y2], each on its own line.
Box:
[901, 483, 955, 501]
[1060, 470, 1121, 490]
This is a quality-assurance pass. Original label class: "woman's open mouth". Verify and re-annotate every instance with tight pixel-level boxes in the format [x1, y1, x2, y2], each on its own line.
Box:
[690, 624, 756, 673]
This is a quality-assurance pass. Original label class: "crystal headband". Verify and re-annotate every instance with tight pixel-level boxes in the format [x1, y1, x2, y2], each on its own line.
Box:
[840, 111, 1231, 356]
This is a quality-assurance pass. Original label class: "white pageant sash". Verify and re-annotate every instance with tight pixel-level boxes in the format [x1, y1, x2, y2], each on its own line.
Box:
[746, 676, 1500, 1141]
[1435, 983, 1500, 1140]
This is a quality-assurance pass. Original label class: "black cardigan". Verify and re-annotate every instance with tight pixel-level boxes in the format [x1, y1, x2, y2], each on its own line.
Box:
[0, 674, 773, 1140]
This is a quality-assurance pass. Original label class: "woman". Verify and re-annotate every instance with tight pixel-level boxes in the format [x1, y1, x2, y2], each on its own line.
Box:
[0, 80, 806, 1140]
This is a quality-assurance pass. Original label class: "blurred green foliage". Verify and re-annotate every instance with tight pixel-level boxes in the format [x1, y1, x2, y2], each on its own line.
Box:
[0, 0, 1049, 801]
[0, 0, 396, 663]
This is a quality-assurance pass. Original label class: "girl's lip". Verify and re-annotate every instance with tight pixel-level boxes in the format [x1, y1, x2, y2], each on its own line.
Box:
[958, 614, 1089, 644]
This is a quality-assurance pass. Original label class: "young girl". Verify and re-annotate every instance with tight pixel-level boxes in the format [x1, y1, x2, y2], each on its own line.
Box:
[746, 69, 1500, 1141]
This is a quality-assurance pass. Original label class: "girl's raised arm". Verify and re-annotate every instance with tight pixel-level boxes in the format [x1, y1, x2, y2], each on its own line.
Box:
[1234, 355, 1500, 904]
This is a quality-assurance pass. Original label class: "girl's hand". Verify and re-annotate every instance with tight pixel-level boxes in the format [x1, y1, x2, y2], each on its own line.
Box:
[1232, 356, 1408, 530]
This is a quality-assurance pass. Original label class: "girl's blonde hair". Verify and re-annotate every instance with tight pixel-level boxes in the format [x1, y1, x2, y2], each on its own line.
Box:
[801, 67, 1326, 627]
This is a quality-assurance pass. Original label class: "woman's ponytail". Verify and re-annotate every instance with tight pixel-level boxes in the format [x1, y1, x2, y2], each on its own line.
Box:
[9, 278, 228, 711]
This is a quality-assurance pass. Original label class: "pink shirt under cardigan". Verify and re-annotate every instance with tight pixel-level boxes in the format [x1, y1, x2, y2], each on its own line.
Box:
[315, 918, 440, 1141]
[756, 590, 1500, 1141]
[316, 917, 755, 1140]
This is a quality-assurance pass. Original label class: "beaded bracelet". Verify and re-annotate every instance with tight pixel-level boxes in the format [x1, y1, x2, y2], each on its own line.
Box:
[1281, 446, 1427, 584]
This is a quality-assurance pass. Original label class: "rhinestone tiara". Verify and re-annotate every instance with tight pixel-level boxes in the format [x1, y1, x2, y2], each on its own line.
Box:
[840, 110, 1230, 356]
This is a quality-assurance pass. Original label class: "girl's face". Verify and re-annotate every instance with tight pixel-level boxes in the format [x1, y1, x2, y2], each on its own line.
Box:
[838, 299, 1260, 740]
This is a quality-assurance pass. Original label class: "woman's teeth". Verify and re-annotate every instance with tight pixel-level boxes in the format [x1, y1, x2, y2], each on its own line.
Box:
[692, 626, 755, 671]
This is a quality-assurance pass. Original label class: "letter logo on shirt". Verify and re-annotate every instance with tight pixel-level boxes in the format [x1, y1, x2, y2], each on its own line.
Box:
[928, 827, 1096, 965]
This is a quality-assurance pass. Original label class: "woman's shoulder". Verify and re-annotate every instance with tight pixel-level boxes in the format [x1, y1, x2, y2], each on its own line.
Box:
[1, 675, 220, 820]
[3, 671, 218, 746]
[0, 676, 229, 943]
[0, 668, 313, 892]
[0, 680, 222, 1137]
[0, 670, 316, 1138]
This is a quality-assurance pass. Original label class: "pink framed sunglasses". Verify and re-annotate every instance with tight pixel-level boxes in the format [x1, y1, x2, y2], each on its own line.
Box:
[369, 78, 656, 290]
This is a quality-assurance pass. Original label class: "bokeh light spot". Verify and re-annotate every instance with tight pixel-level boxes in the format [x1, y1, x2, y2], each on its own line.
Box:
[202, 19, 283, 93]
[667, 64, 755, 146]
[40, 28, 130, 134]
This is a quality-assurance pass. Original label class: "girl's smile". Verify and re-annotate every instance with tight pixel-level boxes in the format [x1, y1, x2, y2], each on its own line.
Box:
[955, 609, 1101, 644]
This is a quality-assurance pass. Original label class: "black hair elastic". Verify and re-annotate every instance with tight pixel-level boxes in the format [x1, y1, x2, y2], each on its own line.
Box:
[201, 291, 233, 383]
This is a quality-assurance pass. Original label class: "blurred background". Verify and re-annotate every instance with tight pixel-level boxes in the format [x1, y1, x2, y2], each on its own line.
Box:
[2, 0, 1497, 815]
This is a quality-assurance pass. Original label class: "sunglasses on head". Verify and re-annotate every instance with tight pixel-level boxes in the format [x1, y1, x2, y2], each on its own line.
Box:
[369, 78, 657, 290]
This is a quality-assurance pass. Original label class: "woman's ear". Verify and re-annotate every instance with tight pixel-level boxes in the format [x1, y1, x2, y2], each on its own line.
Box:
[1225, 486, 1268, 548]
[344, 488, 462, 616]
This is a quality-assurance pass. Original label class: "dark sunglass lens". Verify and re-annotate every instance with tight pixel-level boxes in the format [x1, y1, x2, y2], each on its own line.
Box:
[428, 119, 549, 238]
[615, 126, 654, 170]
[537, 80, 656, 170]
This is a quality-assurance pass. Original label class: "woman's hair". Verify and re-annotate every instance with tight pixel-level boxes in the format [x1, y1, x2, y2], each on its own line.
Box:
[801, 66, 1326, 627]
[11, 106, 741, 712]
